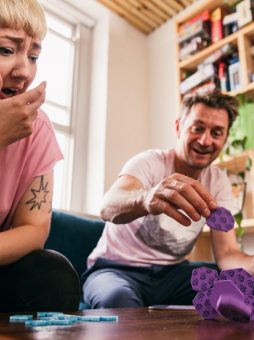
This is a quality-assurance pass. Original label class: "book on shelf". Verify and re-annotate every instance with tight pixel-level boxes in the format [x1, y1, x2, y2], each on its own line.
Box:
[228, 61, 241, 90]
[199, 43, 232, 68]
[211, 7, 224, 43]
[179, 36, 206, 61]
[186, 80, 217, 96]
[178, 10, 211, 44]
[218, 62, 230, 91]
[180, 63, 215, 94]
[236, 0, 254, 28]
[223, 12, 238, 36]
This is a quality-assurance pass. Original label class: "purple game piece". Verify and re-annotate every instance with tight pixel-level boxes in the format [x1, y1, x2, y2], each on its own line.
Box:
[206, 207, 234, 232]
[191, 266, 254, 322]
[192, 288, 218, 320]
[216, 293, 252, 322]
[191, 267, 218, 292]
[219, 268, 254, 296]
[210, 280, 245, 316]
[244, 295, 254, 320]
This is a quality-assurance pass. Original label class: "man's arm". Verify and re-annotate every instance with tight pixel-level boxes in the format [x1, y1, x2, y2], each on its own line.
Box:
[101, 173, 217, 226]
[0, 82, 46, 148]
[211, 228, 254, 274]
[0, 172, 53, 265]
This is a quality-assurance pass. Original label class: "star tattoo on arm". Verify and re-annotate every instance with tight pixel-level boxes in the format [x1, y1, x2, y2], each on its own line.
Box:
[26, 176, 49, 211]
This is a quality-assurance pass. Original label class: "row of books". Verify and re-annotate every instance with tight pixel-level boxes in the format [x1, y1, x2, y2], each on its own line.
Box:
[180, 44, 240, 94]
[178, 0, 254, 61]
[180, 51, 241, 95]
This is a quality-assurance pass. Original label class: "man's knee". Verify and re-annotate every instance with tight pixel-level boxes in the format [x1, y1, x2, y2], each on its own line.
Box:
[83, 271, 144, 308]
[87, 285, 143, 308]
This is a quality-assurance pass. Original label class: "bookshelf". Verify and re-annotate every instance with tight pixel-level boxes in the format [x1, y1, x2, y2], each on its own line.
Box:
[175, 0, 254, 260]
[175, 0, 254, 220]
[176, 0, 254, 104]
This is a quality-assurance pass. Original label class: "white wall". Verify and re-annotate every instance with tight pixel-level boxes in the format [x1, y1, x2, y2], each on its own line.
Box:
[147, 20, 178, 150]
[104, 13, 150, 190]
[64, 0, 150, 208]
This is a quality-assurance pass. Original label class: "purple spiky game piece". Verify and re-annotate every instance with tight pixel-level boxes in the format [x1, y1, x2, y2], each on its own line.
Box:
[219, 268, 254, 296]
[206, 207, 234, 232]
[192, 288, 218, 319]
[191, 267, 218, 292]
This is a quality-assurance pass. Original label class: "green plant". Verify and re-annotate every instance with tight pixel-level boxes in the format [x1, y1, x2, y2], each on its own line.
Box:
[234, 211, 244, 239]
[231, 156, 252, 243]
[220, 94, 254, 245]
[224, 136, 247, 156]
[222, 140, 252, 243]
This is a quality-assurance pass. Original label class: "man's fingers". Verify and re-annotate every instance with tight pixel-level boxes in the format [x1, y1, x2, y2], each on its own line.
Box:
[166, 174, 217, 218]
[190, 178, 217, 210]
[167, 182, 211, 218]
[161, 187, 202, 221]
[160, 201, 192, 226]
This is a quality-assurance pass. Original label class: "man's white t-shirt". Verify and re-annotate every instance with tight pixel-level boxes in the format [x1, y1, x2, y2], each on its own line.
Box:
[88, 149, 233, 268]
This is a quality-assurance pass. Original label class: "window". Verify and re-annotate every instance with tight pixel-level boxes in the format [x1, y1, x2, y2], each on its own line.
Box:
[34, 3, 93, 211]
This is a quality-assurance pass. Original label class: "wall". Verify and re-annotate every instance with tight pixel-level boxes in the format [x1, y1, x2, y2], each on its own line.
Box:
[66, 0, 150, 210]
[147, 19, 178, 150]
[104, 13, 150, 190]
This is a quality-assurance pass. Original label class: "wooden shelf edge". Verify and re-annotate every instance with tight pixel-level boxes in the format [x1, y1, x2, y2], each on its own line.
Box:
[214, 149, 254, 173]
[228, 82, 254, 96]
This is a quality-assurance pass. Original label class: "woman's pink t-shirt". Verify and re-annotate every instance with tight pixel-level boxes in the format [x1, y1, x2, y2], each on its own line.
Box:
[0, 109, 63, 230]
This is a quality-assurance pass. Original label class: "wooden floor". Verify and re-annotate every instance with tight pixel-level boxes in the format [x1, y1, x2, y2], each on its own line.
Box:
[1, 307, 254, 339]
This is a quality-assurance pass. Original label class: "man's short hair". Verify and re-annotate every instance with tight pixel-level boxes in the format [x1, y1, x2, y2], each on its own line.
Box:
[180, 91, 239, 129]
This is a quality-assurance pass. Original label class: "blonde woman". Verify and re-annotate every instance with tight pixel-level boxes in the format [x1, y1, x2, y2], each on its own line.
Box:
[0, 0, 80, 311]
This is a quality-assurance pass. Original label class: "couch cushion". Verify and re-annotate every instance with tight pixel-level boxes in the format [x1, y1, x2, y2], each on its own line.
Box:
[45, 211, 105, 278]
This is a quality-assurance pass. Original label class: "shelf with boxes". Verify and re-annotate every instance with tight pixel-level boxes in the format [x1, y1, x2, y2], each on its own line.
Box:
[176, 0, 254, 99]
[175, 0, 254, 233]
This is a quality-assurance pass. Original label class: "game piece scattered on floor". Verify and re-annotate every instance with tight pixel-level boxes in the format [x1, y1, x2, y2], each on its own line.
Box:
[206, 207, 234, 232]
[9, 312, 119, 327]
[10, 315, 33, 322]
[25, 320, 51, 327]
[191, 267, 254, 322]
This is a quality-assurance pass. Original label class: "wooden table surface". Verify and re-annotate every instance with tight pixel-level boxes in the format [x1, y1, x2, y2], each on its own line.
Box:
[2, 307, 254, 340]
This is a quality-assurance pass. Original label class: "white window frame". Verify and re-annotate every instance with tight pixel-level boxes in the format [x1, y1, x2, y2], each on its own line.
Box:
[39, 0, 95, 212]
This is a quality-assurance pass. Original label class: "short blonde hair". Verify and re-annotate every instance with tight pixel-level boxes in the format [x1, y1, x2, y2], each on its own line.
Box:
[0, 0, 47, 39]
